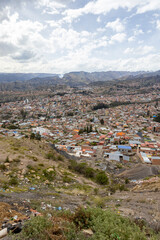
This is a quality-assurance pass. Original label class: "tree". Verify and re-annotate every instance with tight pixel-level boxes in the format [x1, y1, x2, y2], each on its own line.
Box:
[35, 133, 41, 141]
[100, 118, 104, 125]
[20, 109, 27, 121]
[30, 133, 35, 139]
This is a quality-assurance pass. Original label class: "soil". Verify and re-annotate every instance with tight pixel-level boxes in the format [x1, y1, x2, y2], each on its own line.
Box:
[117, 164, 160, 180]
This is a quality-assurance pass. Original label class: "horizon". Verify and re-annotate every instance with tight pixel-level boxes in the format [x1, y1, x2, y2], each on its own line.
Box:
[0, 69, 156, 75]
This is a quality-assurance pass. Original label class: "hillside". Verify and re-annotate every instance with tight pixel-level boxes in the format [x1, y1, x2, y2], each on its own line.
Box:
[0, 70, 160, 92]
[0, 136, 159, 240]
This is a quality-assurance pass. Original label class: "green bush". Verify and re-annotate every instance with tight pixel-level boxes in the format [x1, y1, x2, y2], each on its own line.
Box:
[84, 167, 95, 178]
[43, 169, 56, 181]
[12, 216, 51, 240]
[11, 207, 159, 240]
[119, 184, 126, 191]
[74, 163, 87, 174]
[96, 171, 108, 185]
[125, 178, 130, 184]
[9, 177, 18, 186]
[0, 164, 7, 171]
[72, 207, 92, 229]
[57, 155, 64, 161]
[5, 156, 10, 163]
[63, 175, 73, 183]
[46, 152, 56, 160]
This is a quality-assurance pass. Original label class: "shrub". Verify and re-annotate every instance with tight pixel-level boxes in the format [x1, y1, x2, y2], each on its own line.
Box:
[46, 152, 56, 160]
[13, 216, 51, 240]
[72, 207, 92, 229]
[27, 165, 35, 170]
[0, 164, 7, 171]
[5, 156, 9, 163]
[125, 178, 130, 184]
[94, 188, 99, 195]
[119, 184, 128, 192]
[94, 196, 105, 208]
[96, 171, 108, 185]
[9, 177, 18, 186]
[43, 169, 56, 181]
[109, 186, 116, 194]
[57, 155, 64, 161]
[35, 133, 41, 141]
[74, 163, 87, 174]
[84, 167, 95, 178]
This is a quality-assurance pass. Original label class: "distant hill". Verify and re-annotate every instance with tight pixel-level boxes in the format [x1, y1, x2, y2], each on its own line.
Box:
[0, 70, 160, 90]
[0, 73, 58, 83]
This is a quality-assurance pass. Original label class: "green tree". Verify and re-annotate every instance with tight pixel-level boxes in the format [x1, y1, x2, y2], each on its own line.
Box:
[20, 109, 27, 121]
[30, 132, 35, 139]
[100, 119, 104, 125]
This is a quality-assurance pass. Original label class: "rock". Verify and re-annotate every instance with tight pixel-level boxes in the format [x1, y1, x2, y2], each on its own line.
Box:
[47, 168, 53, 172]
[82, 229, 93, 236]
[4, 163, 10, 167]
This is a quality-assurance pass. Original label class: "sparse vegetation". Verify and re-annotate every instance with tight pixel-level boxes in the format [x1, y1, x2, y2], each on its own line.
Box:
[14, 207, 159, 240]
[68, 160, 108, 185]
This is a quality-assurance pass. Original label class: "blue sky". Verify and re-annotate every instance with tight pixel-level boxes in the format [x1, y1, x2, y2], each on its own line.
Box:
[0, 0, 160, 73]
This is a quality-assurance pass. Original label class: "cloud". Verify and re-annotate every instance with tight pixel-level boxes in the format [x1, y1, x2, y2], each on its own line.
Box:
[124, 45, 155, 55]
[63, 0, 142, 23]
[134, 28, 144, 36]
[63, 0, 160, 24]
[128, 36, 136, 42]
[0, 41, 18, 57]
[106, 18, 125, 32]
[12, 50, 36, 61]
[136, 0, 160, 14]
[156, 20, 160, 30]
[0, 6, 10, 21]
[37, 0, 66, 14]
[110, 33, 126, 43]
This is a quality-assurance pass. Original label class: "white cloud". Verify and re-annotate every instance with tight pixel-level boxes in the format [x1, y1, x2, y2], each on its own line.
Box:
[106, 18, 125, 32]
[134, 28, 144, 36]
[62, 0, 146, 23]
[124, 48, 134, 54]
[97, 16, 101, 23]
[37, 0, 66, 14]
[128, 36, 136, 42]
[110, 33, 126, 43]
[137, 0, 160, 14]
[0, 10, 46, 62]
[124, 45, 155, 56]
[63, 0, 160, 24]
[156, 20, 160, 30]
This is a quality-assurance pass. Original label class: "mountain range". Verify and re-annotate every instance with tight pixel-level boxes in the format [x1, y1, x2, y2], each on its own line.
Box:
[0, 70, 160, 89]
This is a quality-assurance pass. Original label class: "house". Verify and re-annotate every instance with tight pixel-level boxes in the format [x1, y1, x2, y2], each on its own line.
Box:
[118, 145, 132, 153]
[151, 156, 160, 165]
[104, 151, 130, 163]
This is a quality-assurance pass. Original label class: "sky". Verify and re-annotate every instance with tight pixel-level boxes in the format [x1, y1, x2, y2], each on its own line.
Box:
[0, 0, 160, 73]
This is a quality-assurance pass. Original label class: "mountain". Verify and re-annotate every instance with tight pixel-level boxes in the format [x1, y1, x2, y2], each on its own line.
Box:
[0, 70, 160, 91]
[0, 73, 58, 83]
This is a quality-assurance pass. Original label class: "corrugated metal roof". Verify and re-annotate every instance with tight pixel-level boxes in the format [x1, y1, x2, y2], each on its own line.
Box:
[118, 145, 131, 150]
